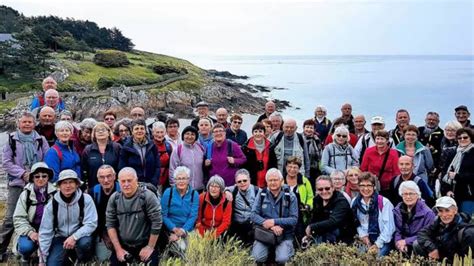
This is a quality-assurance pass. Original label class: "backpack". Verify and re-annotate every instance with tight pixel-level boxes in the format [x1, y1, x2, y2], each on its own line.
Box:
[92, 182, 121, 204]
[52, 193, 85, 231]
[51, 144, 63, 161]
[359, 133, 371, 163]
[392, 175, 422, 191]
[114, 184, 159, 221]
[167, 186, 195, 209]
[9, 134, 44, 160]
[200, 192, 230, 222]
[273, 132, 305, 150]
[205, 139, 234, 161]
[24, 189, 55, 214]
[259, 187, 292, 216]
[231, 186, 259, 210]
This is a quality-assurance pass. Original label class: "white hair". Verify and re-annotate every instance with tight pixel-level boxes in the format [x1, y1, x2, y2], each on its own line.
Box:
[55, 120, 74, 133]
[315, 105, 327, 113]
[265, 168, 283, 182]
[173, 166, 191, 179]
[269, 112, 283, 120]
[152, 121, 166, 131]
[118, 167, 138, 179]
[398, 180, 421, 198]
[333, 125, 350, 142]
[80, 118, 98, 130]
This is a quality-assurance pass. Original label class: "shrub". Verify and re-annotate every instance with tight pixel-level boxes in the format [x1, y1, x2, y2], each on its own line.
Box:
[97, 77, 115, 90]
[93, 50, 130, 67]
[152, 65, 188, 75]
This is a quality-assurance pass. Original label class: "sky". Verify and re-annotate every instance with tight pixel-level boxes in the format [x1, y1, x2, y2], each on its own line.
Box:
[3, 0, 473, 57]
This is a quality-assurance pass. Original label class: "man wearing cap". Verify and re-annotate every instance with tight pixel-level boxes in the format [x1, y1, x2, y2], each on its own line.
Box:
[31, 77, 65, 111]
[354, 116, 394, 163]
[190, 101, 217, 129]
[106, 167, 162, 265]
[455, 105, 474, 129]
[39, 169, 97, 265]
[0, 111, 50, 262]
[414, 196, 474, 263]
[13, 162, 56, 264]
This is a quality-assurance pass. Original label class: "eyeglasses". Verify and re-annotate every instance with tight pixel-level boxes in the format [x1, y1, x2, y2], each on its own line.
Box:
[232, 121, 242, 124]
[96, 128, 108, 133]
[237, 179, 248, 184]
[34, 174, 49, 179]
[458, 136, 470, 140]
[213, 130, 225, 133]
[317, 187, 331, 192]
[336, 134, 348, 138]
[104, 117, 115, 121]
[359, 184, 374, 188]
[402, 192, 417, 197]
[175, 177, 189, 182]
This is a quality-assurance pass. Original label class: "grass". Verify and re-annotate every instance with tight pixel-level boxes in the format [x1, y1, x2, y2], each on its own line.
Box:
[0, 100, 17, 114]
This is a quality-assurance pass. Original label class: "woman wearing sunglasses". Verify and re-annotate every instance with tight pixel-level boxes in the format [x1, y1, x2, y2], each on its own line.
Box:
[226, 114, 248, 146]
[321, 125, 359, 175]
[13, 162, 56, 264]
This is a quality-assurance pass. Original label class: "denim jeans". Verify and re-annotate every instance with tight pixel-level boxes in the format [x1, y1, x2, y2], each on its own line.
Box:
[47, 236, 93, 266]
[17, 235, 38, 259]
[252, 239, 294, 264]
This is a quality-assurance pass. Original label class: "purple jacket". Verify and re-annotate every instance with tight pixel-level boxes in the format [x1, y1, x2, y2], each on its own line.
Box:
[207, 140, 247, 186]
[393, 199, 436, 245]
[2, 131, 50, 187]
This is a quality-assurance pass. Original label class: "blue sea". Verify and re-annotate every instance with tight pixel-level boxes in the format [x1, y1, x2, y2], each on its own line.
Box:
[186, 55, 474, 130]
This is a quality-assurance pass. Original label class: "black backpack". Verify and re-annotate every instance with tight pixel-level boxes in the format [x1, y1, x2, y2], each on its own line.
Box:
[9, 134, 44, 160]
[24, 189, 55, 214]
[52, 193, 85, 230]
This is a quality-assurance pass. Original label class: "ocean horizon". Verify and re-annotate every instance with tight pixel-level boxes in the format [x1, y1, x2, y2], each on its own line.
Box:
[185, 54, 473, 131]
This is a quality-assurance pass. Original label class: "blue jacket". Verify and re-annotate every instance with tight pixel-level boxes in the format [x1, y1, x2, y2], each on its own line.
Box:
[251, 186, 298, 239]
[82, 141, 122, 188]
[161, 186, 199, 233]
[118, 139, 160, 186]
[226, 128, 248, 146]
[44, 140, 81, 182]
[30, 94, 66, 111]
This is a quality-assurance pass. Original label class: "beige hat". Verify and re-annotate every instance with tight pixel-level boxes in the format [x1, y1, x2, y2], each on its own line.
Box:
[435, 196, 457, 209]
[55, 169, 83, 186]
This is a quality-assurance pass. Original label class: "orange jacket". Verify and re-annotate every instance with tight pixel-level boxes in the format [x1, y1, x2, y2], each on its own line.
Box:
[196, 192, 232, 237]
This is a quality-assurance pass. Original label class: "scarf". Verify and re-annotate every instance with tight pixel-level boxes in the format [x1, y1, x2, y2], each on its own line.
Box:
[443, 143, 474, 185]
[17, 131, 39, 168]
[352, 193, 380, 243]
[344, 182, 359, 198]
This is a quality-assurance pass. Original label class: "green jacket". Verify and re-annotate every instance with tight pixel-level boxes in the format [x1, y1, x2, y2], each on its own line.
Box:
[285, 174, 314, 222]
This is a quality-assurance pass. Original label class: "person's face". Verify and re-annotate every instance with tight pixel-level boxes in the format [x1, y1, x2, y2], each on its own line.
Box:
[118, 125, 130, 139]
[104, 115, 115, 128]
[39, 111, 55, 125]
[455, 110, 469, 123]
[236, 174, 250, 191]
[264, 123, 272, 137]
[252, 129, 265, 142]
[130, 109, 145, 119]
[81, 128, 92, 143]
[398, 158, 414, 176]
[209, 183, 221, 198]
[401, 189, 419, 207]
[315, 108, 325, 118]
[198, 121, 210, 135]
[265, 102, 275, 114]
[166, 123, 179, 137]
[43, 79, 57, 91]
[303, 125, 314, 137]
[341, 104, 352, 116]
[335, 132, 348, 145]
[375, 136, 388, 149]
[59, 179, 78, 198]
[183, 131, 196, 144]
[119, 173, 139, 197]
[347, 171, 360, 185]
[457, 133, 472, 148]
[283, 121, 297, 136]
[216, 110, 228, 123]
[267, 174, 282, 193]
[271, 117, 282, 130]
[316, 180, 334, 201]
[132, 125, 146, 140]
[152, 127, 166, 142]
[371, 123, 384, 134]
[197, 106, 209, 117]
[359, 180, 375, 198]
[404, 130, 418, 144]
[45, 93, 59, 107]
[212, 127, 226, 143]
[95, 126, 110, 141]
[437, 207, 457, 225]
[231, 119, 242, 131]
[97, 168, 116, 190]
[18, 116, 35, 134]
[331, 175, 346, 190]
[396, 112, 410, 127]
[444, 127, 457, 140]
[286, 162, 300, 178]
[60, 115, 72, 122]
[56, 127, 72, 143]
[32, 171, 49, 188]
[175, 172, 190, 191]
[354, 117, 366, 130]
[425, 115, 439, 128]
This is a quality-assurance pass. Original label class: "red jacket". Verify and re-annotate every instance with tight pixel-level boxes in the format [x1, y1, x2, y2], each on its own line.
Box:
[360, 146, 400, 191]
[196, 192, 232, 238]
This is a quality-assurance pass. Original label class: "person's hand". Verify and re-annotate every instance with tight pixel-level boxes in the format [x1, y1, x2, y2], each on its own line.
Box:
[139, 245, 154, 262]
[205, 159, 211, 167]
[227, 157, 235, 165]
[449, 171, 456, 179]
[63, 236, 76, 250]
[305, 226, 312, 236]
[368, 244, 379, 254]
[396, 240, 407, 252]
[263, 219, 275, 229]
[22, 172, 30, 182]
[116, 248, 128, 262]
[447, 191, 455, 198]
[225, 190, 233, 201]
[29, 232, 39, 242]
[271, 226, 284, 236]
[428, 249, 440, 260]
[360, 236, 370, 247]
[169, 233, 180, 242]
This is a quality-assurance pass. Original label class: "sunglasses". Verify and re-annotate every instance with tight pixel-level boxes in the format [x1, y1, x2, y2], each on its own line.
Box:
[233, 121, 242, 124]
[336, 134, 348, 138]
[317, 187, 331, 192]
[458, 136, 470, 140]
[237, 179, 248, 184]
[34, 174, 49, 179]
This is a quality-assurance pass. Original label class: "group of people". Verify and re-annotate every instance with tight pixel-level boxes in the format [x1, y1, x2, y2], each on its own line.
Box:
[0, 76, 473, 265]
